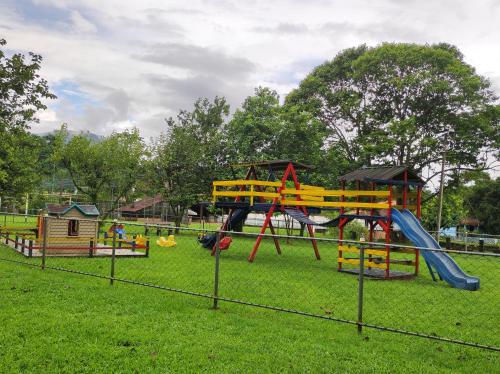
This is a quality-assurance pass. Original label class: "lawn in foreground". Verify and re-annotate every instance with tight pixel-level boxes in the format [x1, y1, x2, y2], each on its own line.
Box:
[1, 229, 499, 373]
[0, 259, 498, 373]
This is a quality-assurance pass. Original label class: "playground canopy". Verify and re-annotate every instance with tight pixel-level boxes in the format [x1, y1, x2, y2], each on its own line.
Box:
[339, 165, 424, 186]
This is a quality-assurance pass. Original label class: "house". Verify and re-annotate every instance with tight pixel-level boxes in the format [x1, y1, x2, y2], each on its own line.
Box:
[117, 195, 195, 224]
[40, 203, 100, 254]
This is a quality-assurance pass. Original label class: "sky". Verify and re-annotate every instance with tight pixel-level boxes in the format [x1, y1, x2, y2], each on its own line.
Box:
[1, 0, 499, 140]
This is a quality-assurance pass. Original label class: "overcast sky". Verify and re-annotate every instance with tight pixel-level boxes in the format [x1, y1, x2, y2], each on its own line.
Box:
[1, 0, 499, 139]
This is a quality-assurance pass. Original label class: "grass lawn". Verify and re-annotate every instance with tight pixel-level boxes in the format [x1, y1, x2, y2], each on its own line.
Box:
[1, 224, 499, 373]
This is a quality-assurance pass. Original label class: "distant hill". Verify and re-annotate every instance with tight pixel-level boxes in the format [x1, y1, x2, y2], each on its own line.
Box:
[35, 129, 102, 142]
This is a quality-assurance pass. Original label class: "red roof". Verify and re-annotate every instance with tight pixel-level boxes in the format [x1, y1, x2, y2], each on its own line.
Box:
[118, 195, 163, 213]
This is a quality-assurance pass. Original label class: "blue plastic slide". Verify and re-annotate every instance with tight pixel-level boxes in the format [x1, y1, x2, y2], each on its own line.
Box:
[391, 208, 480, 291]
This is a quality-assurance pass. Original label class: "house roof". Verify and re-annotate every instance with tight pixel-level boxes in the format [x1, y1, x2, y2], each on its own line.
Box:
[231, 159, 313, 171]
[46, 203, 100, 217]
[117, 195, 163, 213]
[339, 166, 424, 184]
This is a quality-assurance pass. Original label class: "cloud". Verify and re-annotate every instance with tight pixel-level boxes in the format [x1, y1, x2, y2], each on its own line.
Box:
[147, 73, 252, 114]
[136, 43, 256, 80]
[254, 23, 309, 34]
[70, 10, 97, 33]
[0, 0, 497, 140]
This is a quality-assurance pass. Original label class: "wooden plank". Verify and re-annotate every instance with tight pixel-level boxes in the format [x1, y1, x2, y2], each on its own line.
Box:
[281, 200, 389, 209]
[214, 191, 280, 199]
[339, 245, 387, 257]
[213, 180, 281, 187]
[281, 189, 390, 197]
[337, 258, 386, 269]
[301, 184, 325, 190]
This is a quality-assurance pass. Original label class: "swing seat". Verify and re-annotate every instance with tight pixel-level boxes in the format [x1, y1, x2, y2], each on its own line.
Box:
[219, 236, 232, 250]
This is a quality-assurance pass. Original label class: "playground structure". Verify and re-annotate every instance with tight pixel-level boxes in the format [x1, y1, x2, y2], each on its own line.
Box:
[203, 160, 479, 290]
[0, 204, 149, 257]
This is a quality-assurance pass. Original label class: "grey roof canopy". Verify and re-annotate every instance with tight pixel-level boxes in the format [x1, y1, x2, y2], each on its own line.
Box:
[46, 203, 100, 217]
[339, 166, 425, 185]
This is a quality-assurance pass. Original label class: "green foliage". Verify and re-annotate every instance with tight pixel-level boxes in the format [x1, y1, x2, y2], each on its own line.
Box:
[465, 177, 500, 234]
[421, 190, 467, 231]
[0, 38, 56, 198]
[227, 87, 281, 162]
[150, 97, 229, 226]
[287, 43, 499, 176]
[55, 126, 144, 217]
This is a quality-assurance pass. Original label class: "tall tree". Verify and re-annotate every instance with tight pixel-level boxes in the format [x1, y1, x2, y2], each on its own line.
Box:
[227, 87, 281, 162]
[55, 127, 144, 218]
[286, 43, 499, 180]
[0, 38, 56, 198]
[150, 97, 229, 229]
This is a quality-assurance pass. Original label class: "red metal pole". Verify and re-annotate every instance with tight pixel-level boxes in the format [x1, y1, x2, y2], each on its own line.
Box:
[289, 163, 320, 260]
[385, 184, 392, 278]
[403, 170, 408, 209]
[417, 186, 422, 219]
[248, 163, 292, 262]
[338, 180, 346, 271]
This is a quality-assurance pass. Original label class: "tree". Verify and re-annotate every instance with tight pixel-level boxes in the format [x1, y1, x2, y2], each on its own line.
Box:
[286, 43, 499, 179]
[227, 87, 281, 162]
[226, 87, 341, 185]
[420, 190, 467, 232]
[150, 97, 229, 229]
[0, 38, 56, 198]
[56, 126, 144, 219]
[464, 177, 500, 234]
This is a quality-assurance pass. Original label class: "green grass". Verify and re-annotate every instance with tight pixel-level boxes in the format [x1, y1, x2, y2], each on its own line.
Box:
[0, 227, 499, 373]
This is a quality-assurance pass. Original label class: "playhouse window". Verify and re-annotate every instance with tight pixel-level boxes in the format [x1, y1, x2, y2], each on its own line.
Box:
[68, 220, 79, 236]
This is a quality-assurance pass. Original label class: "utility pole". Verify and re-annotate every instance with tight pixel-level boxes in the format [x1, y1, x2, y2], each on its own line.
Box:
[436, 151, 446, 243]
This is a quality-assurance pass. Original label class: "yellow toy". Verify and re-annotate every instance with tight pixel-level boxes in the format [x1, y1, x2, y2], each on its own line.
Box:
[157, 235, 176, 247]
[135, 234, 147, 246]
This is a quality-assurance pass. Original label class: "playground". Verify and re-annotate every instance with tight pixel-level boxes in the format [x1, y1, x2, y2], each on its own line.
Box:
[0, 160, 497, 372]
[0, 224, 498, 372]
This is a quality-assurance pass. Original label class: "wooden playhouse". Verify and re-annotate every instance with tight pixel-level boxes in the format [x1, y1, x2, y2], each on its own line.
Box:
[38, 203, 100, 254]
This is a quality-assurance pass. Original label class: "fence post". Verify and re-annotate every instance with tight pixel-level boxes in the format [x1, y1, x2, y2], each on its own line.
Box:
[156, 225, 161, 236]
[357, 241, 365, 334]
[464, 231, 468, 251]
[28, 239, 33, 258]
[445, 237, 451, 250]
[212, 232, 221, 309]
[42, 215, 48, 270]
[110, 222, 117, 285]
[144, 224, 149, 236]
[89, 239, 94, 258]
[21, 237, 25, 254]
[145, 240, 150, 258]
[132, 235, 136, 252]
[479, 239, 484, 252]
[14, 235, 18, 250]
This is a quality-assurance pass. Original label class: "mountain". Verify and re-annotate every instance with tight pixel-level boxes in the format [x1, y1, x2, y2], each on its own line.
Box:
[35, 129, 102, 142]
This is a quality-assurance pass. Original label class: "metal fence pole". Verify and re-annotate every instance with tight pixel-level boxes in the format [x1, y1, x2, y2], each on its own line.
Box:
[357, 243, 365, 334]
[42, 215, 48, 270]
[110, 222, 117, 285]
[212, 232, 221, 309]
[465, 231, 468, 251]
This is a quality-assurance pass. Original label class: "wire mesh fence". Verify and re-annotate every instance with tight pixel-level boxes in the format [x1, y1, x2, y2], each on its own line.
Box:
[0, 212, 499, 352]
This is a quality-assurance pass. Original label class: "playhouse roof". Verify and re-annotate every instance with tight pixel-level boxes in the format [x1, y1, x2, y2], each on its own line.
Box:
[339, 166, 424, 185]
[46, 203, 100, 217]
[231, 159, 313, 171]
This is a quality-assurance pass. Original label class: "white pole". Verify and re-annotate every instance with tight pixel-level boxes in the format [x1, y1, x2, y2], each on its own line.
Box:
[436, 151, 446, 243]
